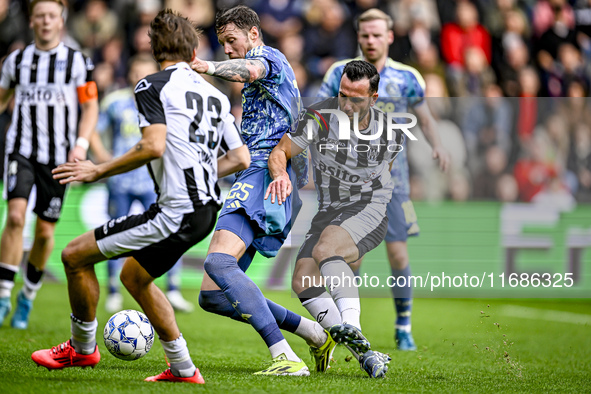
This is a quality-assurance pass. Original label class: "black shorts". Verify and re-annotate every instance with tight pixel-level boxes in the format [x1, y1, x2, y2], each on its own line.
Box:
[94, 203, 218, 278]
[296, 202, 389, 261]
[4, 153, 66, 223]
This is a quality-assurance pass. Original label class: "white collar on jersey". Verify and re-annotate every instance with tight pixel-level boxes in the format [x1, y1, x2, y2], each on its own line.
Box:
[164, 61, 191, 71]
[33, 41, 64, 55]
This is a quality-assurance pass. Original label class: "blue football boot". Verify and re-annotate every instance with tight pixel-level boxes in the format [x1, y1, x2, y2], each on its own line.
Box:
[11, 290, 33, 329]
[395, 328, 417, 351]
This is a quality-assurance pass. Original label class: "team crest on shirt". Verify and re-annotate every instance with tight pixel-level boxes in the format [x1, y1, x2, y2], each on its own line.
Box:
[134, 79, 152, 93]
[55, 60, 67, 71]
[386, 82, 401, 97]
[367, 145, 380, 162]
[85, 57, 95, 70]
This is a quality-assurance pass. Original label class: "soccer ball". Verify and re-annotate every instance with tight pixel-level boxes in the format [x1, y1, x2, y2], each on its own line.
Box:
[103, 309, 154, 361]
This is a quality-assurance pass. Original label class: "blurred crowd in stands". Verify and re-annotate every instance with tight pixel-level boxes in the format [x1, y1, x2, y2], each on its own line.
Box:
[1, 0, 590, 203]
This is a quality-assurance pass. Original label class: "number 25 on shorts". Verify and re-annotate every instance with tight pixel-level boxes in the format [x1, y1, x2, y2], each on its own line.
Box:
[227, 182, 254, 201]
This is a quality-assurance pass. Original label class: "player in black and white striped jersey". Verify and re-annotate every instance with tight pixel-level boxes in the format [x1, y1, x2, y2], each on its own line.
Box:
[266, 60, 402, 378]
[0, 0, 98, 330]
[31, 9, 250, 383]
[292, 98, 401, 210]
[2, 36, 95, 166]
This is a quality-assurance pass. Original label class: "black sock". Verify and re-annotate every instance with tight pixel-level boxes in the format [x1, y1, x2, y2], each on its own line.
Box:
[0, 263, 18, 298]
[26, 262, 44, 284]
[0, 265, 17, 282]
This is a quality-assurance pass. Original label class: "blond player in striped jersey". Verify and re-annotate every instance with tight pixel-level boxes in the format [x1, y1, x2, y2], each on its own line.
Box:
[0, 0, 98, 330]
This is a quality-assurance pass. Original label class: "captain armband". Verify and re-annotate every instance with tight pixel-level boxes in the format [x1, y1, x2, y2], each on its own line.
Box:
[77, 81, 98, 104]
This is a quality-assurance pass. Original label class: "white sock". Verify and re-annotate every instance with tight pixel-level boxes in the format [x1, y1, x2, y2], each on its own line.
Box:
[396, 324, 411, 332]
[319, 257, 361, 329]
[294, 316, 328, 347]
[336, 298, 361, 330]
[22, 277, 42, 300]
[301, 296, 342, 330]
[70, 315, 98, 354]
[268, 339, 301, 362]
[0, 263, 18, 298]
[160, 334, 196, 377]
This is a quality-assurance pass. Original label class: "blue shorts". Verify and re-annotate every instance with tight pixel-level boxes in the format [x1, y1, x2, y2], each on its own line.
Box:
[215, 164, 301, 258]
[108, 189, 155, 219]
[385, 193, 420, 242]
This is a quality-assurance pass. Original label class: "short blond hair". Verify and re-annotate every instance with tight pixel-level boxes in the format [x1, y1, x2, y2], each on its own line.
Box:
[356, 8, 393, 31]
[29, 0, 65, 15]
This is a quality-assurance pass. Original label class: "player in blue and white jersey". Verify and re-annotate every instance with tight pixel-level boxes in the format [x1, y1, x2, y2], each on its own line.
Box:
[317, 9, 451, 351]
[92, 54, 193, 314]
[191, 5, 335, 376]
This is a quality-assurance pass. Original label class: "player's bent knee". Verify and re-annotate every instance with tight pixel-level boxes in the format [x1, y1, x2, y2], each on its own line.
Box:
[311, 242, 334, 264]
[388, 254, 408, 269]
[61, 236, 100, 271]
[61, 246, 79, 270]
[6, 211, 25, 230]
[203, 253, 234, 278]
[203, 259, 216, 277]
[387, 244, 409, 269]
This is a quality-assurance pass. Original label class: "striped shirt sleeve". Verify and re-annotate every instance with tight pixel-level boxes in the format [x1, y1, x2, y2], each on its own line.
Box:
[72, 51, 95, 87]
[0, 49, 19, 90]
[289, 108, 317, 149]
[135, 77, 166, 127]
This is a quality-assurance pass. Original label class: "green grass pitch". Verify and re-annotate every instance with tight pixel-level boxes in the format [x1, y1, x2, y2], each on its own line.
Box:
[0, 283, 590, 393]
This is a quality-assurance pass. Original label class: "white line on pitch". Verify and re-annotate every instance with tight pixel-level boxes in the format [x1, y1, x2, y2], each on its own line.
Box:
[500, 305, 591, 325]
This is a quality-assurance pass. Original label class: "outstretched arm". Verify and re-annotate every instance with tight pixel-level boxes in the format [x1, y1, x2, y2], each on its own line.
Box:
[414, 102, 451, 172]
[53, 124, 166, 184]
[192, 58, 267, 83]
[265, 134, 305, 205]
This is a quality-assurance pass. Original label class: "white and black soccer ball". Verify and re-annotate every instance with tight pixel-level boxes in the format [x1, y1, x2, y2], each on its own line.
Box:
[103, 309, 154, 361]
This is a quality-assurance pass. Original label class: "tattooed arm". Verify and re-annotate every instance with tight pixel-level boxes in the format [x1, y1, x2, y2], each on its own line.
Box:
[192, 57, 267, 83]
[52, 124, 167, 184]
